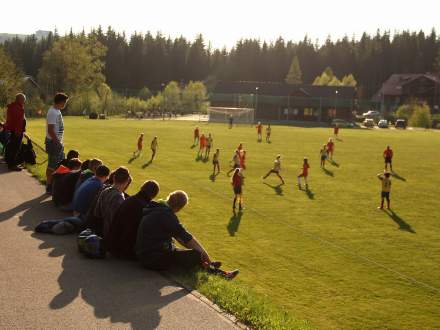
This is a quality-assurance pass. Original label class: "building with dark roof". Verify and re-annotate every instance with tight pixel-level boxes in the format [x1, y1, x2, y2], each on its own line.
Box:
[373, 73, 440, 113]
[211, 81, 356, 122]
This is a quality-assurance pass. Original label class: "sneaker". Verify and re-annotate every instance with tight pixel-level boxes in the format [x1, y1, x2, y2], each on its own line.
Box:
[52, 221, 75, 235]
[223, 269, 240, 280]
[8, 166, 22, 172]
[210, 261, 222, 269]
[377, 206, 383, 210]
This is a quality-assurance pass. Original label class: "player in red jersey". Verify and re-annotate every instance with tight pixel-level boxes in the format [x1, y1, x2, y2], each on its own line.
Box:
[240, 150, 247, 170]
[383, 145, 393, 171]
[133, 133, 144, 158]
[297, 157, 310, 190]
[198, 134, 206, 157]
[231, 168, 244, 211]
[256, 121, 263, 142]
[334, 124, 339, 138]
[326, 138, 335, 160]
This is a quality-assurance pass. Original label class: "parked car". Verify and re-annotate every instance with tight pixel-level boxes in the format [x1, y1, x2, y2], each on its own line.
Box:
[331, 118, 355, 128]
[363, 118, 375, 128]
[362, 110, 380, 118]
[378, 119, 389, 128]
[395, 119, 407, 129]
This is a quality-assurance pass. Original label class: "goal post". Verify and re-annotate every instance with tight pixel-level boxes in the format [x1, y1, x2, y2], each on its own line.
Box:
[207, 107, 255, 124]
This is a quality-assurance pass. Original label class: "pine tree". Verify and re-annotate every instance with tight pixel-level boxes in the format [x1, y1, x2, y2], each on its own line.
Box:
[285, 56, 302, 84]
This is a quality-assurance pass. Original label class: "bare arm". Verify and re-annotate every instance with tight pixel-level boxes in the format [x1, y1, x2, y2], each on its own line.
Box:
[47, 124, 59, 144]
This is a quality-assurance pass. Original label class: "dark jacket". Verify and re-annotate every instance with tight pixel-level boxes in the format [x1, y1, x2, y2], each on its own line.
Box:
[107, 192, 152, 259]
[136, 202, 193, 264]
[94, 186, 125, 241]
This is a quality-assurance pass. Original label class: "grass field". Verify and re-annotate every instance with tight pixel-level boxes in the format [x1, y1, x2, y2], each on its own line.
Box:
[25, 117, 440, 329]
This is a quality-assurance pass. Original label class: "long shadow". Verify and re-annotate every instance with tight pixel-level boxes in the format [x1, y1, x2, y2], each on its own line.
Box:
[16, 194, 188, 329]
[391, 172, 406, 182]
[329, 159, 340, 167]
[0, 192, 48, 223]
[304, 188, 315, 200]
[263, 182, 284, 196]
[322, 167, 334, 177]
[384, 209, 415, 233]
[128, 155, 138, 164]
[142, 160, 152, 169]
[227, 210, 243, 236]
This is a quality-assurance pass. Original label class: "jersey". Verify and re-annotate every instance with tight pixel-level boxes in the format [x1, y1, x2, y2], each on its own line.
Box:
[384, 149, 393, 158]
[327, 141, 334, 151]
[273, 159, 281, 171]
[381, 177, 391, 192]
[151, 139, 158, 150]
[302, 163, 310, 176]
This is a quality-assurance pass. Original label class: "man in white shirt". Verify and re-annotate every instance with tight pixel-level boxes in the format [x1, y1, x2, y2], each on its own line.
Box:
[45, 92, 69, 194]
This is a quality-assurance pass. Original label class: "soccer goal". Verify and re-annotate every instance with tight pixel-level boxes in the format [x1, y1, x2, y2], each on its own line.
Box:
[207, 107, 255, 124]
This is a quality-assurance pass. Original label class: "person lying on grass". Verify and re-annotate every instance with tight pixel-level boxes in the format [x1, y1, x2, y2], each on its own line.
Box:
[136, 190, 239, 279]
[107, 180, 160, 259]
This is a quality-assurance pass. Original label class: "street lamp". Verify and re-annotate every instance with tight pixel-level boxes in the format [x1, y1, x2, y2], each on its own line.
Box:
[335, 90, 339, 119]
[255, 86, 259, 122]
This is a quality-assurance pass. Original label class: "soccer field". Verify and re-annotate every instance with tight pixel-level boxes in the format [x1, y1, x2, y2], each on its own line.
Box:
[26, 117, 440, 329]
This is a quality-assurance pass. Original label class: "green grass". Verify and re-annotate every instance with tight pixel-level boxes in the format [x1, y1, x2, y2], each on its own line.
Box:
[26, 117, 440, 329]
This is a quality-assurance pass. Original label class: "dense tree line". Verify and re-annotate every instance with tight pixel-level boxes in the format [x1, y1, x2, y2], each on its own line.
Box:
[1, 27, 440, 98]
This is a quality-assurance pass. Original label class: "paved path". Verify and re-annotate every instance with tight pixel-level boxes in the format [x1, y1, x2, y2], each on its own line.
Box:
[0, 164, 237, 330]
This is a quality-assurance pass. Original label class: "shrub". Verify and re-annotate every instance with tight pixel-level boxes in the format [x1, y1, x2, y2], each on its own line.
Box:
[408, 103, 432, 128]
[89, 112, 98, 119]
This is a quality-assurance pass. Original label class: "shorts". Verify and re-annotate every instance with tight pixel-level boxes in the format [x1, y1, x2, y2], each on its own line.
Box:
[213, 160, 219, 165]
[381, 191, 390, 199]
[385, 157, 392, 164]
[321, 155, 327, 161]
[233, 186, 242, 195]
[45, 138, 64, 169]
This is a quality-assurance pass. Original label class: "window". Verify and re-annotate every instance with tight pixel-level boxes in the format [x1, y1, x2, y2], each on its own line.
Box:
[304, 108, 314, 116]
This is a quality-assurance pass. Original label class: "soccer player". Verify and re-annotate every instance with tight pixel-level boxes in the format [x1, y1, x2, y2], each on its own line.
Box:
[150, 136, 158, 162]
[266, 124, 272, 143]
[193, 127, 200, 145]
[212, 149, 220, 174]
[297, 157, 310, 190]
[320, 144, 328, 168]
[227, 150, 241, 176]
[383, 145, 393, 171]
[263, 154, 285, 184]
[133, 133, 144, 158]
[231, 168, 243, 211]
[326, 138, 335, 160]
[198, 134, 206, 157]
[334, 124, 339, 138]
[377, 171, 392, 209]
[229, 114, 233, 129]
[240, 150, 247, 170]
[256, 121, 263, 142]
[205, 133, 213, 158]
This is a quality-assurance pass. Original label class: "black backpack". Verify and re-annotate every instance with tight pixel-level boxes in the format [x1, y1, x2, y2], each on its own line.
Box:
[20, 137, 36, 165]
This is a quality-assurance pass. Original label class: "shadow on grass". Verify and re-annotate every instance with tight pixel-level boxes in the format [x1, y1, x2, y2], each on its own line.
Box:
[128, 155, 138, 164]
[384, 209, 415, 233]
[227, 210, 243, 236]
[329, 159, 340, 167]
[142, 160, 152, 169]
[301, 187, 315, 200]
[209, 173, 219, 182]
[322, 167, 334, 177]
[263, 182, 284, 196]
[391, 172, 406, 182]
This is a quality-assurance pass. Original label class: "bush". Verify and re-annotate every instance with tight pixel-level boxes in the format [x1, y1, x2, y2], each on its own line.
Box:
[408, 103, 432, 128]
[395, 104, 413, 120]
[89, 112, 98, 119]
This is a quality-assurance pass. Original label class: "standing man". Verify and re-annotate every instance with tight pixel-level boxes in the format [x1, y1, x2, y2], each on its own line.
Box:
[45, 93, 69, 194]
[256, 121, 263, 142]
[4, 93, 26, 171]
[150, 136, 158, 162]
[383, 145, 393, 172]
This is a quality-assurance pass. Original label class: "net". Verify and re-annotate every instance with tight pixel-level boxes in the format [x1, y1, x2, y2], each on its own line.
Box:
[208, 107, 255, 124]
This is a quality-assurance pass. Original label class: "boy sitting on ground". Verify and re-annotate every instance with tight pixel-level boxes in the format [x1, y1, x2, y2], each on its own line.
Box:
[107, 180, 160, 259]
[136, 190, 239, 279]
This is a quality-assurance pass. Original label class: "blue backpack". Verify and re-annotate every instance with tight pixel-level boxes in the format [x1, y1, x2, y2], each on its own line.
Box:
[77, 229, 106, 259]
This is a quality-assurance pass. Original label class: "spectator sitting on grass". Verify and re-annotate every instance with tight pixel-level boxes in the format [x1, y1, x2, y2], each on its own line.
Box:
[52, 158, 82, 207]
[92, 166, 132, 239]
[107, 180, 160, 259]
[76, 158, 103, 189]
[136, 190, 239, 279]
[58, 149, 80, 168]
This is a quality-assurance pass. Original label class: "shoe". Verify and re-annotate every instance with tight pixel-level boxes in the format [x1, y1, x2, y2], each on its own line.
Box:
[377, 206, 383, 210]
[211, 261, 222, 269]
[223, 269, 239, 280]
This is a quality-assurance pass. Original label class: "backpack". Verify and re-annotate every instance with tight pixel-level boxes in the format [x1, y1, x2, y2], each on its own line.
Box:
[77, 229, 106, 259]
[20, 137, 36, 165]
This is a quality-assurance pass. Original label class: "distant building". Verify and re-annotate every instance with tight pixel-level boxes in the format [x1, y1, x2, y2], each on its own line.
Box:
[211, 81, 356, 122]
[373, 73, 440, 113]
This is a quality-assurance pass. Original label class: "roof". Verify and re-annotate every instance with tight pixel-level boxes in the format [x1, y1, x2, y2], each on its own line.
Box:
[213, 81, 356, 99]
[374, 73, 440, 100]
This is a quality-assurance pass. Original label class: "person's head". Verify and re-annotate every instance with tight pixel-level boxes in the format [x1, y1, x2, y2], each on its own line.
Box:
[235, 150, 240, 155]
[154, 136, 157, 140]
[66, 149, 80, 161]
[139, 180, 160, 201]
[0, 122, 4, 131]
[328, 138, 333, 143]
[95, 165, 110, 182]
[67, 158, 82, 171]
[166, 190, 189, 213]
[81, 159, 91, 171]
[89, 158, 103, 173]
[303, 157, 308, 164]
[276, 154, 281, 160]
[53, 92, 69, 110]
[387, 145, 391, 149]
[112, 166, 132, 192]
[233, 168, 240, 176]
[15, 93, 26, 106]
[140, 133, 144, 138]
[216, 148, 219, 153]
[258, 121, 261, 125]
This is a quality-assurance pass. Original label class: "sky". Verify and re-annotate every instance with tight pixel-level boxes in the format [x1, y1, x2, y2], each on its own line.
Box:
[1, 0, 439, 49]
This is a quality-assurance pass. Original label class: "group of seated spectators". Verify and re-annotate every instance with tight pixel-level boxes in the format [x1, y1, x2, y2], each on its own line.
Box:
[36, 149, 238, 279]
